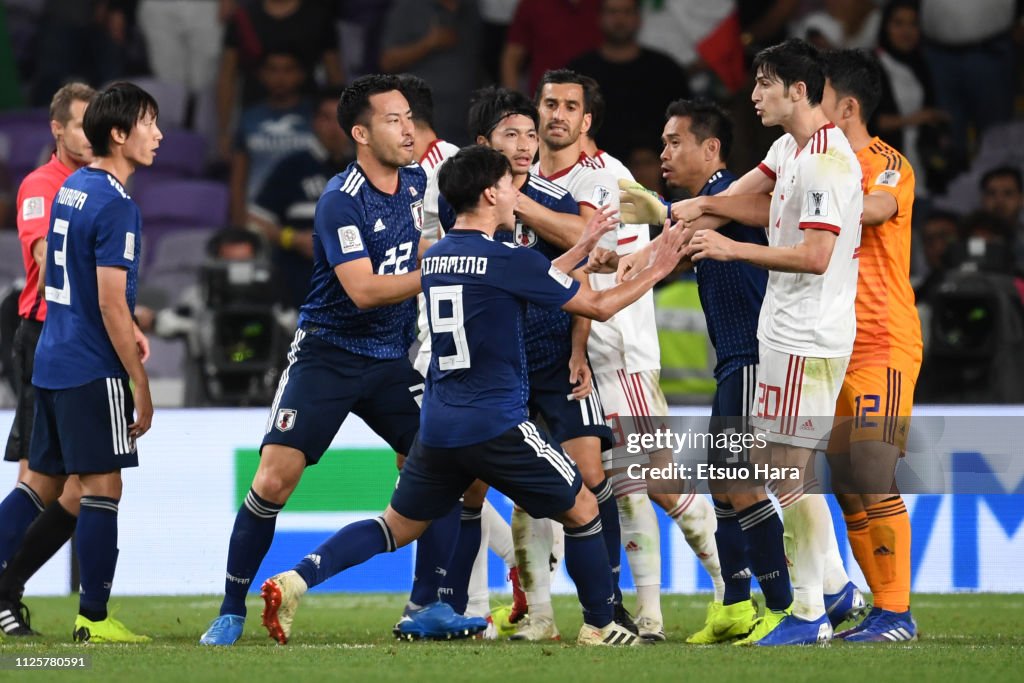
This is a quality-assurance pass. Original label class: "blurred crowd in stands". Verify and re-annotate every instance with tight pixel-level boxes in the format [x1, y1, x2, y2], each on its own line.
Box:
[0, 0, 1022, 404]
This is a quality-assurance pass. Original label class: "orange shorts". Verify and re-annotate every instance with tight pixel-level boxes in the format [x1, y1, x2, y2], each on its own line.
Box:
[828, 366, 915, 454]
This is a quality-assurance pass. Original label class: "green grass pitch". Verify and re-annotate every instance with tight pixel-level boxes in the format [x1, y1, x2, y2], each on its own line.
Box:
[1, 593, 1021, 683]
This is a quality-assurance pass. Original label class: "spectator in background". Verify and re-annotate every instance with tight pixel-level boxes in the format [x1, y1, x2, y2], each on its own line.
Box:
[137, 0, 234, 113]
[479, 0, 520, 84]
[871, 0, 949, 196]
[379, 0, 480, 145]
[501, 0, 601, 94]
[913, 208, 960, 345]
[737, 0, 800, 59]
[569, 0, 689, 166]
[248, 88, 353, 310]
[797, 0, 881, 50]
[216, 0, 343, 159]
[229, 49, 316, 225]
[919, 0, 1017, 163]
[979, 166, 1024, 267]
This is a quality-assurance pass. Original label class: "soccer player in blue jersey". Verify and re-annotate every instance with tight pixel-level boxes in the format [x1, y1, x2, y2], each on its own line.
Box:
[200, 74, 481, 646]
[427, 88, 614, 634]
[20, 82, 161, 643]
[258, 144, 686, 646]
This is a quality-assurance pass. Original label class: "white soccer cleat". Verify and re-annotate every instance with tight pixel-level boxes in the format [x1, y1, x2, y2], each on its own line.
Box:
[508, 614, 560, 641]
[260, 570, 308, 644]
[635, 615, 666, 642]
[577, 621, 643, 646]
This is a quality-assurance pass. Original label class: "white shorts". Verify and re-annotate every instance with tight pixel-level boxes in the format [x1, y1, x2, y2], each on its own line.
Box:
[597, 368, 668, 468]
[749, 347, 848, 449]
[413, 293, 431, 377]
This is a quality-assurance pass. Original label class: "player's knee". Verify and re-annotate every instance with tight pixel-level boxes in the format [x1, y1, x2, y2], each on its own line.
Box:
[77, 472, 122, 500]
[381, 506, 427, 548]
[57, 476, 84, 515]
[833, 493, 863, 515]
[20, 470, 64, 505]
[253, 446, 305, 503]
[559, 486, 598, 527]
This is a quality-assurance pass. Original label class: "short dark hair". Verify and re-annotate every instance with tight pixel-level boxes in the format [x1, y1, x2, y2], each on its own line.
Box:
[980, 165, 1023, 194]
[580, 75, 605, 136]
[752, 38, 825, 106]
[822, 48, 883, 122]
[468, 87, 538, 140]
[396, 74, 435, 129]
[535, 69, 599, 115]
[206, 227, 263, 258]
[665, 99, 733, 161]
[49, 82, 95, 126]
[438, 145, 512, 215]
[83, 82, 159, 158]
[337, 74, 404, 134]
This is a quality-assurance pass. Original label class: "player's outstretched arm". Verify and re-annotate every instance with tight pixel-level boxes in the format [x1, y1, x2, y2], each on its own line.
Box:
[689, 225, 836, 274]
[568, 273, 594, 401]
[672, 192, 772, 229]
[516, 192, 586, 250]
[98, 266, 152, 439]
[551, 205, 619, 274]
[563, 223, 686, 322]
[334, 258, 422, 310]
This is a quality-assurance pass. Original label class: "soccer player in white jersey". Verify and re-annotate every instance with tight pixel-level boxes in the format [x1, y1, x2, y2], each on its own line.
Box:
[671, 39, 863, 646]
[575, 77, 723, 641]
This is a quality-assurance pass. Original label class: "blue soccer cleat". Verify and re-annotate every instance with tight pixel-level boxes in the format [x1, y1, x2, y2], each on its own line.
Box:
[755, 613, 832, 647]
[393, 601, 488, 641]
[835, 606, 880, 640]
[825, 581, 868, 628]
[843, 609, 917, 643]
[199, 614, 245, 646]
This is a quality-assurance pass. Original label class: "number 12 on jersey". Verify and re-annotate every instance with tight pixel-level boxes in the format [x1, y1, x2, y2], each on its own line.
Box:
[429, 285, 470, 370]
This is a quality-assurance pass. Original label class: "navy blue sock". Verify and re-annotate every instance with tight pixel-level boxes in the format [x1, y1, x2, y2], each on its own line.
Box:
[77, 496, 119, 622]
[439, 506, 482, 614]
[220, 488, 283, 617]
[591, 479, 623, 604]
[0, 483, 45, 572]
[714, 499, 752, 605]
[293, 517, 397, 588]
[408, 501, 460, 607]
[738, 499, 792, 611]
[564, 516, 614, 628]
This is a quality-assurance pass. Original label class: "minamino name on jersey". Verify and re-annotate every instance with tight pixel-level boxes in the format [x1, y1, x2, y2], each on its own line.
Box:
[422, 255, 488, 276]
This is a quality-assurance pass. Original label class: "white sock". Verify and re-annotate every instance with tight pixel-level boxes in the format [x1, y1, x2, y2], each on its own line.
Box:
[669, 492, 725, 603]
[779, 492, 829, 621]
[822, 509, 851, 595]
[614, 487, 662, 620]
[466, 505, 491, 619]
[484, 500, 516, 569]
[511, 508, 554, 616]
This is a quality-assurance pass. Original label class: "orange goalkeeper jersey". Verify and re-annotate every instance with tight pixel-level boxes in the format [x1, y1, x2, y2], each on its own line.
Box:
[850, 138, 923, 379]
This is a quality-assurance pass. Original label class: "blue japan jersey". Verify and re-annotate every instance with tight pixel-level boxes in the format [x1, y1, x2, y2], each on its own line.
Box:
[694, 170, 767, 380]
[440, 173, 580, 372]
[298, 162, 426, 359]
[419, 230, 581, 447]
[34, 168, 140, 389]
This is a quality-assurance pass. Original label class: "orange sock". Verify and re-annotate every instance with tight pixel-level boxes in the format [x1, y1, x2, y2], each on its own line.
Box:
[844, 510, 878, 589]
[866, 496, 911, 612]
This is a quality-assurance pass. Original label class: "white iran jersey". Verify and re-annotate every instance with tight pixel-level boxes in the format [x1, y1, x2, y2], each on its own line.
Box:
[415, 139, 460, 375]
[532, 152, 660, 373]
[756, 123, 862, 357]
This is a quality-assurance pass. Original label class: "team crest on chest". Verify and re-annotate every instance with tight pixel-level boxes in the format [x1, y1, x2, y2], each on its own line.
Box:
[514, 220, 537, 248]
[411, 199, 424, 231]
[275, 409, 297, 432]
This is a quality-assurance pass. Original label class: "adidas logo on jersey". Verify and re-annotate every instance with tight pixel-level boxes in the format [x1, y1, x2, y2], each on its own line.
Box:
[374, 218, 386, 232]
[624, 541, 641, 552]
[305, 553, 322, 568]
[731, 568, 753, 580]
[800, 418, 814, 431]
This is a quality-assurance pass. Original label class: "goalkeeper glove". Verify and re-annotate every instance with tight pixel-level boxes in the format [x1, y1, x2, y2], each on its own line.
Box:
[618, 178, 667, 225]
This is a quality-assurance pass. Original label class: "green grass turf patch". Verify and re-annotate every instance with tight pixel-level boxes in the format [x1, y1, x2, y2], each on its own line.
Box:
[1, 594, 1021, 683]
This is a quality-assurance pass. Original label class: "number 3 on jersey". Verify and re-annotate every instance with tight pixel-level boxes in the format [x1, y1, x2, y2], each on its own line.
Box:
[45, 218, 72, 305]
[429, 284, 470, 370]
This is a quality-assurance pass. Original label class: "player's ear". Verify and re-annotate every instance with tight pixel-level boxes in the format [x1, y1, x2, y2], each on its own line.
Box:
[704, 137, 720, 162]
[110, 125, 128, 145]
[351, 123, 370, 146]
[50, 118, 62, 140]
[791, 81, 807, 103]
[476, 135, 488, 146]
[581, 112, 592, 135]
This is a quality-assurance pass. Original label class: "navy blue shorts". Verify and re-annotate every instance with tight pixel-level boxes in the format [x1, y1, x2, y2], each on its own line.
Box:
[262, 329, 423, 464]
[390, 421, 583, 521]
[29, 376, 138, 475]
[709, 364, 758, 465]
[528, 360, 613, 451]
